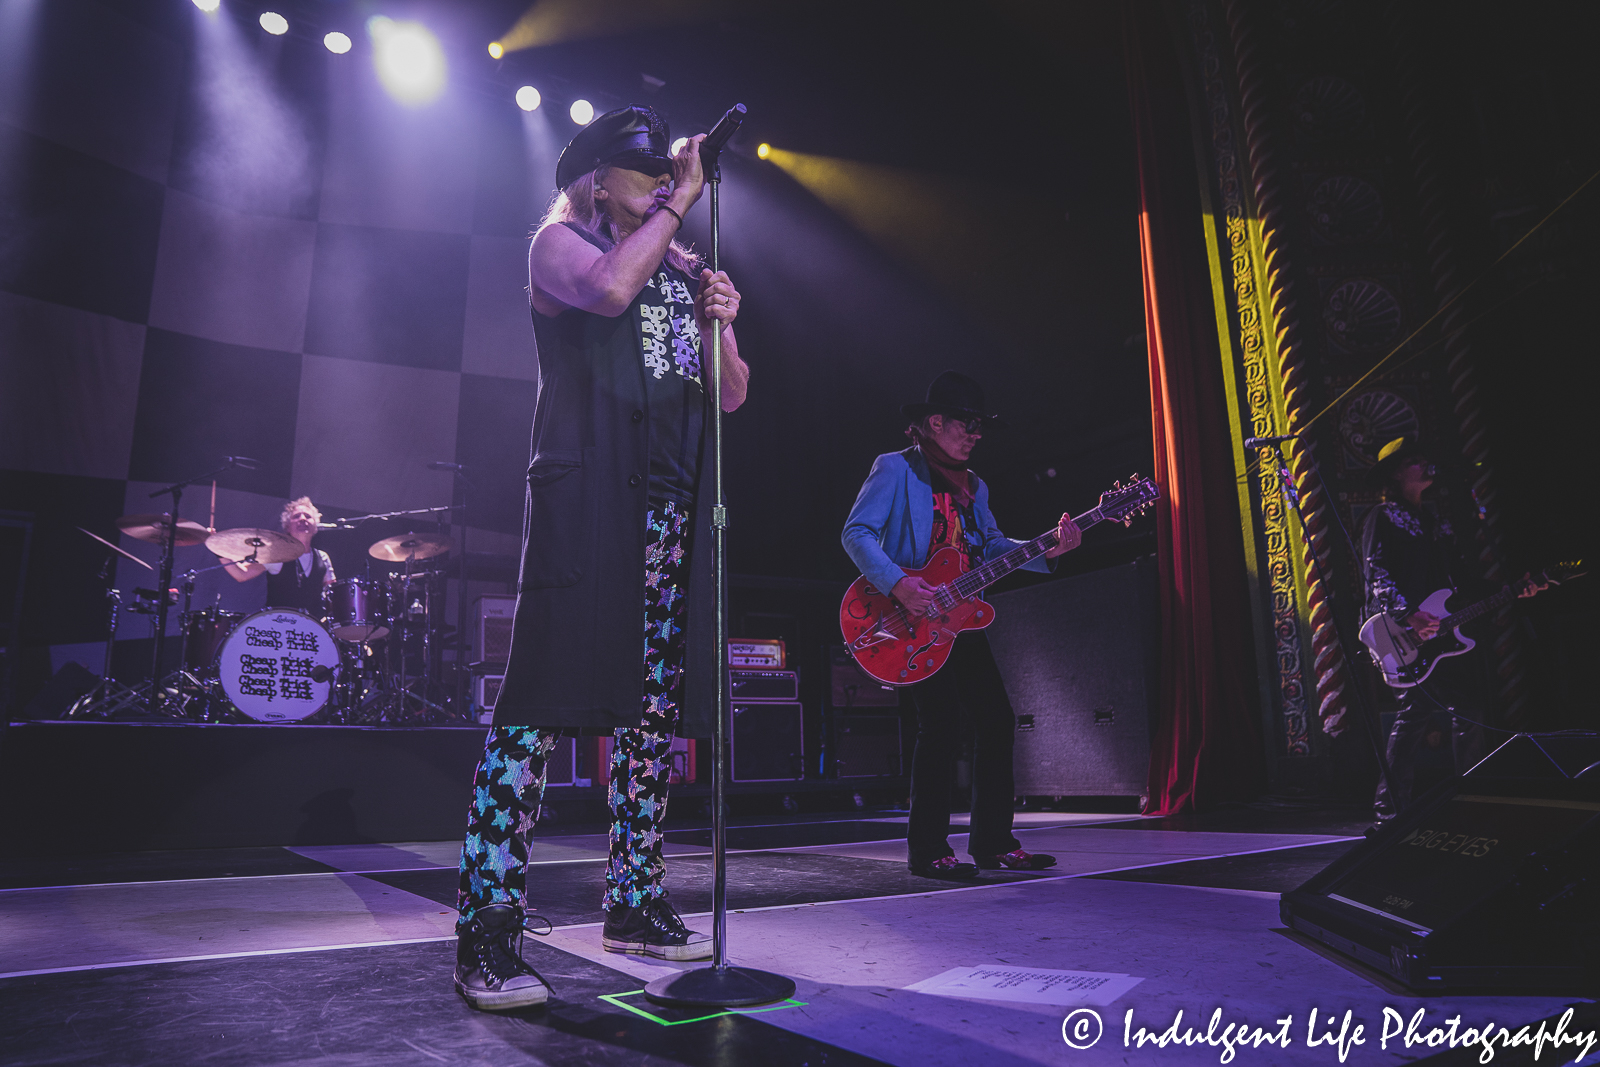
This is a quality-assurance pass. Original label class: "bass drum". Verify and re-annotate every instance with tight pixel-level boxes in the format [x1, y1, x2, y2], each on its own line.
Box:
[216, 608, 342, 722]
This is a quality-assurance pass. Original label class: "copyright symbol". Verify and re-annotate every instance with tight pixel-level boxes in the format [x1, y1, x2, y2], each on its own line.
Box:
[1061, 1008, 1103, 1049]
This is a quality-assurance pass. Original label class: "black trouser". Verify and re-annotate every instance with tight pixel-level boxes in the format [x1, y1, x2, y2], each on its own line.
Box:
[1373, 653, 1486, 823]
[906, 632, 1021, 866]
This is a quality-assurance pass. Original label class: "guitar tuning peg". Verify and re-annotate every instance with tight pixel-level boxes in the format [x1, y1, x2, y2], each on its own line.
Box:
[1122, 518, 1132, 527]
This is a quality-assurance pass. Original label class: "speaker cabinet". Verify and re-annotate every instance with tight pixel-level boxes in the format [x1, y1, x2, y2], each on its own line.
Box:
[836, 713, 903, 777]
[475, 595, 516, 664]
[829, 645, 900, 707]
[731, 702, 805, 781]
[1280, 775, 1599, 991]
[985, 558, 1157, 796]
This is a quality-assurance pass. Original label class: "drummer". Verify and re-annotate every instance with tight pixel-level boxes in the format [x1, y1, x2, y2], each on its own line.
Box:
[219, 496, 335, 613]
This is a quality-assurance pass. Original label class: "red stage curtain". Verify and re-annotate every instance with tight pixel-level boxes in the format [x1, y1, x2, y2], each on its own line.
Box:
[1124, 2, 1265, 814]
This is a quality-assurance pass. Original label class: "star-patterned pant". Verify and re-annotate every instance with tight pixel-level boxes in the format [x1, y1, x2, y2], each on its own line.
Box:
[457, 502, 691, 932]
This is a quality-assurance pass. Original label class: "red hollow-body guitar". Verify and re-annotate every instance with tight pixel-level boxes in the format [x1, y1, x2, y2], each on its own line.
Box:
[840, 477, 1159, 686]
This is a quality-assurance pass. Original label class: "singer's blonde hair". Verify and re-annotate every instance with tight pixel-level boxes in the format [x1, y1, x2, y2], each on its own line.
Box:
[281, 496, 321, 530]
[536, 166, 701, 276]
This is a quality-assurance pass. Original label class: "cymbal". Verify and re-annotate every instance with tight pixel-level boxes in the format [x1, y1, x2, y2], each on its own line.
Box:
[369, 532, 452, 562]
[206, 527, 303, 564]
[117, 513, 209, 547]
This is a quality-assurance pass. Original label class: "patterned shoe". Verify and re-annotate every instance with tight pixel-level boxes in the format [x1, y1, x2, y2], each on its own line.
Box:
[454, 904, 553, 1011]
[602, 896, 712, 961]
[973, 849, 1057, 871]
[908, 855, 981, 879]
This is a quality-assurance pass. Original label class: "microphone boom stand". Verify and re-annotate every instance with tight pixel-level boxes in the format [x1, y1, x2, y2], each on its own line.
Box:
[145, 460, 235, 717]
[645, 108, 796, 1010]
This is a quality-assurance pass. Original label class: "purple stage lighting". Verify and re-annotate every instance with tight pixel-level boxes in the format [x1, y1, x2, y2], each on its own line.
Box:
[191, 0, 220, 11]
[569, 98, 593, 125]
[259, 12, 288, 36]
[515, 86, 541, 112]
[324, 31, 352, 54]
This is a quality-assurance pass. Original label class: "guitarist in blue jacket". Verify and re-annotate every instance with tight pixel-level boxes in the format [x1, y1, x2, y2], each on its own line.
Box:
[843, 371, 1080, 878]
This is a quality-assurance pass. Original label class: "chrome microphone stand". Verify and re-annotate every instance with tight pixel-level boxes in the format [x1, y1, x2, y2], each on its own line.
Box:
[645, 106, 795, 1010]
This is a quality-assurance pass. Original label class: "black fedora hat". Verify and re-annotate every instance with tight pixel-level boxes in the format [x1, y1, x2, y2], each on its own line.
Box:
[555, 105, 672, 192]
[901, 370, 997, 421]
[1368, 435, 1430, 488]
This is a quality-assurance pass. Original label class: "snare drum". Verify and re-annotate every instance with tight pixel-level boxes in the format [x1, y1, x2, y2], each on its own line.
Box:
[181, 606, 242, 675]
[216, 608, 342, 722]
[325, 578, 389, 642]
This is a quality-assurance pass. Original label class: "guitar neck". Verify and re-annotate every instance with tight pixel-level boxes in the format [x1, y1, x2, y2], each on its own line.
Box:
[1440, 584, 1517, 630]
[949, 506, 1113, 599]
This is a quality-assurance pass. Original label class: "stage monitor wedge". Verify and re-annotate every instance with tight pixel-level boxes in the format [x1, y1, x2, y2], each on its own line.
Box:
[1280, 775, 1599, 992]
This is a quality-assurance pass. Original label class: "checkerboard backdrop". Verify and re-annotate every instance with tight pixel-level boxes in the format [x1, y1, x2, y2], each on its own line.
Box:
[0, 0, 561, 700]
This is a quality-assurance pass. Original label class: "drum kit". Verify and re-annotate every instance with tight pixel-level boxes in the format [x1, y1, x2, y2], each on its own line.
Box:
[70, 513, 471, 726]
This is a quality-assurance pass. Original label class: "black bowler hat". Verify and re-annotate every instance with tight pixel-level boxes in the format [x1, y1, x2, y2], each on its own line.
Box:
[901, 371, 997, 421]
[555, 105, 673, 192]
[1368, 435, 1430, 487]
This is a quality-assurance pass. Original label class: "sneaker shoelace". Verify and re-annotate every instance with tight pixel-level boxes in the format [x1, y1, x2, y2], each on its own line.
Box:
[471, 913, 553, 991]
[646, 898, 690, 938]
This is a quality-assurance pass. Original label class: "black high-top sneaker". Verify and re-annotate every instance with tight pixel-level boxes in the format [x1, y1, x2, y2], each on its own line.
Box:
[601, 895, 712, 961]
[454, 904, 553, 1011]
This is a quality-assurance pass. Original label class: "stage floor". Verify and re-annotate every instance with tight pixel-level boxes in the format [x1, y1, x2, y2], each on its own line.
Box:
[1, 806, 1594, 1066]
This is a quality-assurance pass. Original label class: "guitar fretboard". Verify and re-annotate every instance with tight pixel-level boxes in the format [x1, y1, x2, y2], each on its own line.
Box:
[950, 505, 1112, 600]
[1439, 584, 1518, 631]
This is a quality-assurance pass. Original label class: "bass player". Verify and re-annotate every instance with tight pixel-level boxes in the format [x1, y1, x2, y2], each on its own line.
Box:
[1360, 435, 1543, 829]
[842, 371, 1079, 878]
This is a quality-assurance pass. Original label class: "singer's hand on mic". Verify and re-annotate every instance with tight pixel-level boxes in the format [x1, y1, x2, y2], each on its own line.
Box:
[667, 133, 706, 213]
[696, 270, 740, 328]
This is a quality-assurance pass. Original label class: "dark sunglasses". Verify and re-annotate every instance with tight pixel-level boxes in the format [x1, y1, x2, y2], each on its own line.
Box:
[941, 414, 985, 435]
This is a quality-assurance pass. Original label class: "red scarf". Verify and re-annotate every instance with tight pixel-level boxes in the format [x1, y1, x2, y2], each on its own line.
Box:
[910, 432, 976, 508]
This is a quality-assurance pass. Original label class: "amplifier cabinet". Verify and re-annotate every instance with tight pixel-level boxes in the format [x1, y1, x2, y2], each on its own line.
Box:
[544, 735, 577, 786]
[729, 670, 798, 703]
[475, 674, 504, 724]
[731, 702, 805, 781]
[475, 596, 517, 663]
[835, 713, 903, 777]
[829, 646, 899, 707]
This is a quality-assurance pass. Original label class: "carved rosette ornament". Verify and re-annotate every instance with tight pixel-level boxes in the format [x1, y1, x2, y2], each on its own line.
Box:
[1188, 0, 1314, 753]
[1220, 0, 1354, 740]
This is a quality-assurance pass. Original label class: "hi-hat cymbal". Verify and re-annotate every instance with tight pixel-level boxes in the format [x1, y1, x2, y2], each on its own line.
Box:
[117, 513, 209, 547]
[369, 532, 452, 562]
[206, 527, 303, 564]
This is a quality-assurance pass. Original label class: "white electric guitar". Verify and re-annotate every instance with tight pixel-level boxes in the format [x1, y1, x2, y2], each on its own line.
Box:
[1358, 562, 1583, 688]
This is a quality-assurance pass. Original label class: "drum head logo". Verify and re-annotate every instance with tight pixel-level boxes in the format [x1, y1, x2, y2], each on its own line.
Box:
[219, 609, 340, 722]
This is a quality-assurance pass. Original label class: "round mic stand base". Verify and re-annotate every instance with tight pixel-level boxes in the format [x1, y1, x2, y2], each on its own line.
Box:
[642, 964, 795, 1009]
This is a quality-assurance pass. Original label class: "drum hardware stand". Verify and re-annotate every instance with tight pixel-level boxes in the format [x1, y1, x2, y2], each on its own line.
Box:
[143, 457, 252, 717]
[644, 104, 795, 1011]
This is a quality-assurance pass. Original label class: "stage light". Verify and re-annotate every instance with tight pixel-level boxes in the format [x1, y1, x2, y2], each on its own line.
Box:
[570, 99, 593, 125]
[488, 41, 504, 59]
[671, 136, 687, 156]
[515, 86, 541, 112]
[191, 0, 220, 11]
[259, 12, 288, 35]
[368, 16, 447, 106]
[757, 142, 771, 160]
[323, 31, 352, 54]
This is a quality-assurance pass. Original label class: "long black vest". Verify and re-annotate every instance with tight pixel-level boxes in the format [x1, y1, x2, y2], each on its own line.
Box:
[265, 550, 330, 614]
[493, 228, 717, 737]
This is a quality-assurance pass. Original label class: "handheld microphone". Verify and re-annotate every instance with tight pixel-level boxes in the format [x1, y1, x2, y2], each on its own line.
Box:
[428, 461, 468, 472]
[225, 455, 262, 470]
[700, 103, 747, 161]
[1243, 434, 1298, 449]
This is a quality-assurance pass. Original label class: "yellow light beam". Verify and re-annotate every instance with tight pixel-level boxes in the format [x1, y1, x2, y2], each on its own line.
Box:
[763, 147, 1009, 301]
[496, 0, 743, 54]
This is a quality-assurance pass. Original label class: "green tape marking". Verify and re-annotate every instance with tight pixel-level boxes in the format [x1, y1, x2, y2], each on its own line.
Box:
[598, 989, 808, 1027]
